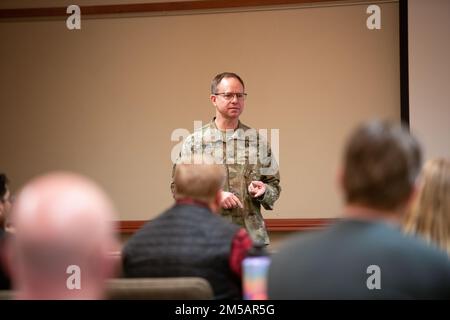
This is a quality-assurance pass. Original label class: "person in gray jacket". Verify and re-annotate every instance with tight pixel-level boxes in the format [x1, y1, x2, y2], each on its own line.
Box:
[269, 120, 450, 299]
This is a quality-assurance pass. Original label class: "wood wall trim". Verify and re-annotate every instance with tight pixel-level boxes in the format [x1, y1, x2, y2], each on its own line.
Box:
[118, 218, 335, 234]
[118, 220, 147, 234]
[0, 0, 343, 19]
[266, 218, 336, 231]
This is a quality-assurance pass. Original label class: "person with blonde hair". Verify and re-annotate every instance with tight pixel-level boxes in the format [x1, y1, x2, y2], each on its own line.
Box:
[403, 158, 450, 256]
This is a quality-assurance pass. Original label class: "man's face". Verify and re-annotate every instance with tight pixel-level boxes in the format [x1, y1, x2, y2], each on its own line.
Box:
[210, 77, 245, 120]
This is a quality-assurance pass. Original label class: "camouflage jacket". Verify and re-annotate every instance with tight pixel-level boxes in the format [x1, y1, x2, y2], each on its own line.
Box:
[171, 119, 281, 244]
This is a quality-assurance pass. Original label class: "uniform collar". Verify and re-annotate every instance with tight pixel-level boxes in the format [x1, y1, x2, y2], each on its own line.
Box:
[210, 118, 253, 141]
[211, 117, 245, 131]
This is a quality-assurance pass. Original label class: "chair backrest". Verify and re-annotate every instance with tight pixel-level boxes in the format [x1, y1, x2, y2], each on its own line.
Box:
[106, 277, 214, 300]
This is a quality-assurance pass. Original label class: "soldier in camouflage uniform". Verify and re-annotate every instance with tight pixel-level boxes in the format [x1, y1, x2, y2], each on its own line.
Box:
[171, 72, 281, 244]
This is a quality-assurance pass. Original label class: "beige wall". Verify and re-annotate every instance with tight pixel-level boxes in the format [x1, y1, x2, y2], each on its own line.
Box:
[409, 0, 450, 161]
[0, 1, 400, 221]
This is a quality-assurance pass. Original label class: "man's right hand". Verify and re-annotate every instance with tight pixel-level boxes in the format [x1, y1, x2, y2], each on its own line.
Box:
[220, 191, 243, 209]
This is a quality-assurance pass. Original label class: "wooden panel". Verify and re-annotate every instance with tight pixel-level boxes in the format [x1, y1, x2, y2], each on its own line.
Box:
[0, 0, 347, 18]
[117, 218, 335, 234]
[266, 218, 336, 231]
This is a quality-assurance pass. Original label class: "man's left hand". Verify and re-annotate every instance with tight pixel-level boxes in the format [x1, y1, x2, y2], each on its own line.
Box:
[248, 181, 266, 198]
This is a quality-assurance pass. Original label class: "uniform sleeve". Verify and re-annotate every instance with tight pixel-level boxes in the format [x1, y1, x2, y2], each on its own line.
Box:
[258, 144, 281, 210]
[259, 178, 281, 210]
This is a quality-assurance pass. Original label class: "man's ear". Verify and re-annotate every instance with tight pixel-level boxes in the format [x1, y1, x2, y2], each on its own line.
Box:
[103, 239, 121, 280]
[210, 94, 217, 106]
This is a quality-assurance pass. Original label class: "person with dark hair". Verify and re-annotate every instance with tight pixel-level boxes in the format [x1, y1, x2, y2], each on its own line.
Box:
[269, 120, 450, 299]
[0, 173, 11, 232]
[0, 173, 12, 289]
[171, 72, 281, 245]
[0, 231, 9, 290]
[124, 155, 253, 299]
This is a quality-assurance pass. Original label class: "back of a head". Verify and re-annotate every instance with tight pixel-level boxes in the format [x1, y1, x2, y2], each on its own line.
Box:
[174, 155, 226, 203]
[404, 158, 450, 255]
[342, 120, 422, 211]
[8, 172, 118, 299]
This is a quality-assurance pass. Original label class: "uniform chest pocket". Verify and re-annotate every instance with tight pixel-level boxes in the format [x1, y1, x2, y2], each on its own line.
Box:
[233, 137, 258, 165]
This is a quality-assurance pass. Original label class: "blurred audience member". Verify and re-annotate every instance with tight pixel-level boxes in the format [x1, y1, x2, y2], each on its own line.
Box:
[0, 173, 12, 289]
[404, 158, 450, 256]
[123, 155, 252, 299]
[0, 228, 11, 290]
[5, 172, 119, 299]
[0, 174, 12, 232]
[269, 120, 450, 299]
[3, 192, 15, 235]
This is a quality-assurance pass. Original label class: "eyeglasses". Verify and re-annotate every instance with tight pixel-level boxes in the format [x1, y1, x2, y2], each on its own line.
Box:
[214, 92, 248, 101]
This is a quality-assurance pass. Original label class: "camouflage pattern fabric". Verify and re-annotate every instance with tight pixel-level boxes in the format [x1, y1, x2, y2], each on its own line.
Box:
[171, 119, 281, 244]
